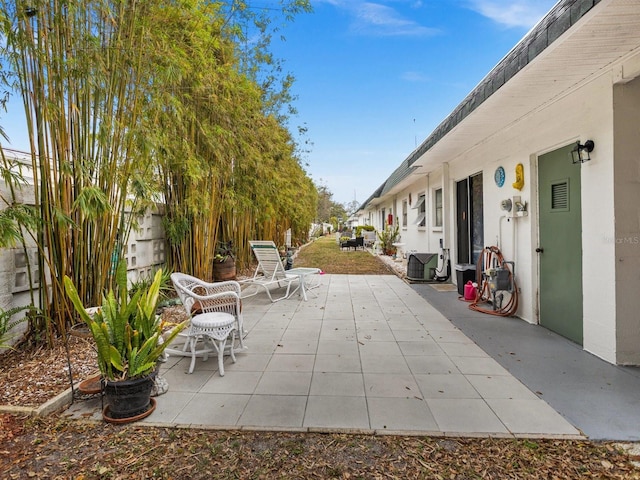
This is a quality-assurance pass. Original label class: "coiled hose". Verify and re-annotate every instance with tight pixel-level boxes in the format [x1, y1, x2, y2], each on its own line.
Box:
[468, 246, 519, 317]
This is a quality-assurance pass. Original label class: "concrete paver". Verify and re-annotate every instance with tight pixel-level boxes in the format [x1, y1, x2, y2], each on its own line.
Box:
[64, 274, 584, 439]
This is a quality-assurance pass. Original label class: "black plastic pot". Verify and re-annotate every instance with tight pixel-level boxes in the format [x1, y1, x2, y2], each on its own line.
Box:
[103, 374, 154, 420]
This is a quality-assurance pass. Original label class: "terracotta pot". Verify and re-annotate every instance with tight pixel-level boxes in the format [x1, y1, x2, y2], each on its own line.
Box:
[77, 373, 102, 395]
[213, 257, 236, 281]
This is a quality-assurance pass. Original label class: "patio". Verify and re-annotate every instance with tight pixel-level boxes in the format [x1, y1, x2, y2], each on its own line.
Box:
[65, 274, 582, 438]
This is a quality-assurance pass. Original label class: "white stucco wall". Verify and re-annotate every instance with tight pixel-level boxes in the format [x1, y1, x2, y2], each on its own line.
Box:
[364, 68, 624, 363]
[446, 72, 617, 362]
[613, 74, 640, 365]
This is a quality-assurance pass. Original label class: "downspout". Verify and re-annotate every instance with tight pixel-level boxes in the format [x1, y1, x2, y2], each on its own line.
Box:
[426, 173, 431, 253]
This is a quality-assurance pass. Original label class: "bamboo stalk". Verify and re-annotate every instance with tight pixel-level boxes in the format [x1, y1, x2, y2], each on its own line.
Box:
[0, 0, 317, 344]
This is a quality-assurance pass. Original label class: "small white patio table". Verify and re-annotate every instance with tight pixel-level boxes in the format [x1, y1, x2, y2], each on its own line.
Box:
[284, 267, 321, 301]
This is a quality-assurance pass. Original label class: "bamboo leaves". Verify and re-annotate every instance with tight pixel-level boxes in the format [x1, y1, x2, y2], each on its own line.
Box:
[2, 0, 316, 344]
[72, 187, 111, 221]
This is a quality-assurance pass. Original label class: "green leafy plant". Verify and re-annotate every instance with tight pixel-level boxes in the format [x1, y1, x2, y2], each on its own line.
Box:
[214, 241, 236, 263]
[377, 225, 400, 256]
[0, 305, 37, 350]
[129, 269, 173, 301]
[64, 261, 186, 381]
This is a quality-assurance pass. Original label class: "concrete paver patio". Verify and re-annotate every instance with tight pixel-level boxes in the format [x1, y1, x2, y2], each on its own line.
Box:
[65, 274, 583, 439]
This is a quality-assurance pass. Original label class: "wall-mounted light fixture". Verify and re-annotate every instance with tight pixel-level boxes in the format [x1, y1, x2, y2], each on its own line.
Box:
[571, 140, 594, 164]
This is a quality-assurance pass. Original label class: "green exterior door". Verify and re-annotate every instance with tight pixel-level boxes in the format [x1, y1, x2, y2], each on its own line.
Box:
[538, 145, 583, 344]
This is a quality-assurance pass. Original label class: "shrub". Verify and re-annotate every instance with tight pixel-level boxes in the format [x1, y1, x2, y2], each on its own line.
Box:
[355, 225, 375, 237]
[377, 225, 400, 255]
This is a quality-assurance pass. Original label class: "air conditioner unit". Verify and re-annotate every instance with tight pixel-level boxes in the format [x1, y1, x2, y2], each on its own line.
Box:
[406, 253, 439, 282]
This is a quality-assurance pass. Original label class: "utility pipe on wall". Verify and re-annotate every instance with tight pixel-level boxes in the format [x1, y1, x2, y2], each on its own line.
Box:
[442, 163, 450, 250]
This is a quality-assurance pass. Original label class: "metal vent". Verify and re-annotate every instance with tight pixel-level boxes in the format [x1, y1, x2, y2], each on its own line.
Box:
[551, 181, 568, 210]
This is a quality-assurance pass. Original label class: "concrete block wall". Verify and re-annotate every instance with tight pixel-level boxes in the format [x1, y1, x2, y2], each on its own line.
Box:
[1, 153, 41, 348]
[1, 154, 168, 345]
[123, 205, 167, 283]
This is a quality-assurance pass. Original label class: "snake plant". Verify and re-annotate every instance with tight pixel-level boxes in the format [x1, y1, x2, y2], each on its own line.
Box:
[64, 262, 185, 381]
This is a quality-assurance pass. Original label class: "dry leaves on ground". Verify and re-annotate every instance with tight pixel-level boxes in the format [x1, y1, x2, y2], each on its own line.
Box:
[0, 335, 98, 407]
[2, 417, 640, 479]
[0, 305, 188, 408]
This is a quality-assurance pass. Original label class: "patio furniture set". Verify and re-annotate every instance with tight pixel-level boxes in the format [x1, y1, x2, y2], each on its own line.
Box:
[165, 241, 321, 376]
[340, 231, 376, 251]
[340, 236, 364, 250]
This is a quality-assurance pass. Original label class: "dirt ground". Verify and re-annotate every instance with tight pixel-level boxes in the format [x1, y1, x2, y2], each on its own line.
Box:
[1, 239, 640, 478]
[2, 411, 640, 479]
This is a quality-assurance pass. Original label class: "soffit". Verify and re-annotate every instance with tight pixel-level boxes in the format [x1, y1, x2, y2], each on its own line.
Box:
[409, 0, 640, 172]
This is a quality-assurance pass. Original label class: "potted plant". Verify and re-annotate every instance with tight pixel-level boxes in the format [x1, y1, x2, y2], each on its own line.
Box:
[377, 225, 400, 256]
[64, 261, 185, 423]
[213, 240, 236, 281]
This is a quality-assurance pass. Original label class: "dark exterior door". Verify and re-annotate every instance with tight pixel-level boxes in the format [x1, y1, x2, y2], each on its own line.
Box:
[457, 174, 484, 264]
[456, 179, 470, 263]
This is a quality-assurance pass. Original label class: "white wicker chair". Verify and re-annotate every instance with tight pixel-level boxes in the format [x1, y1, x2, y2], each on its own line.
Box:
[166, 273, 246, 374]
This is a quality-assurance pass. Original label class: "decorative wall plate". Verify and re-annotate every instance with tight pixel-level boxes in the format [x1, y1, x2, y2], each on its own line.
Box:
[494, 166, 505, 187]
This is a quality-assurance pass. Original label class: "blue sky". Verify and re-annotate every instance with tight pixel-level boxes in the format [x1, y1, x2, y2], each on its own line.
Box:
[1, 0, 558, 208]
[269, 0, 558, 206]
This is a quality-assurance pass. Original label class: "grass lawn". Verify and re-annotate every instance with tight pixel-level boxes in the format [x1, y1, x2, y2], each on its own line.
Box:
[294, 235, 393, 275]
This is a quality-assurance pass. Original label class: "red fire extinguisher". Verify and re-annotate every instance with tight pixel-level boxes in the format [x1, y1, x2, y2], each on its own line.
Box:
[387, 213, 393, 225]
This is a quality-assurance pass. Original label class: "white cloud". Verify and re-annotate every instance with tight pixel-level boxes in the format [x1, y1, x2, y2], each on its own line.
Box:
[314, 0, 439, 37]
[352, 2, 438, 36]
[466, 0, 558, 29]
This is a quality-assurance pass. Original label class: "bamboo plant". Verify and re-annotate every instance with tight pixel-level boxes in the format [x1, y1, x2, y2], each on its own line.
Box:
[0, 0, 316, 344]
[0, 0, 162, 341]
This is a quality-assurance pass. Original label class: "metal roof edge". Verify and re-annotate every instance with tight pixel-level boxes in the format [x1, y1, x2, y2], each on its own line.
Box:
[406, 0, 599, 167]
